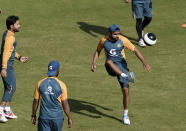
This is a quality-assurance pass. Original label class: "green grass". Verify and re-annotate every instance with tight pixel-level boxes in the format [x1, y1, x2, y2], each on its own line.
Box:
[0, 0, 186, 130]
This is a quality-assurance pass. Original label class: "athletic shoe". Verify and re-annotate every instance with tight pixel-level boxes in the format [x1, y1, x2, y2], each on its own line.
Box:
[122, 115, 130, 125]
[138, 38, 146, 47]
[129, 72, 135, 83]
[4, 110, 18, 119]
[0, 110, 8, 122]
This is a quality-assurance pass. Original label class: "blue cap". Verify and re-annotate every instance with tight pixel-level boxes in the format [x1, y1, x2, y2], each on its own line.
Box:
[47, 60, 60, 76]
[108, 24, 120, 33]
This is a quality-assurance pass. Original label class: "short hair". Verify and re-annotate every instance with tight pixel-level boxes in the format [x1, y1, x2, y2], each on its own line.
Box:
[6, 15, 19, 29]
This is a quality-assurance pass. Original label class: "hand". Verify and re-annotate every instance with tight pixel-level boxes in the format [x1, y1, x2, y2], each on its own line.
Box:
[20, 56, 28, 63]
[31, 116, 37, 125]
[125, 0, 131, 3]
[91, 63, 96, 72]
[143, 64, 151, 72]
[1, 68, 7, 77]
[68, 118, 72, 128]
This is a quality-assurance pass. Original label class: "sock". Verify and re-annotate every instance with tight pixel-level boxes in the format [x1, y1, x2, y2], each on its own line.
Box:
[5, 106, 10, 111]
[124, 109, 128, 116]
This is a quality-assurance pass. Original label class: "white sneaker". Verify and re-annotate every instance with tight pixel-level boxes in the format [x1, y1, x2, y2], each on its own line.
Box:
[138, 38, 146, 47]
[0, 110, 8, 122]
[4, 110, 18, 119]
[122, 115, 130, 125]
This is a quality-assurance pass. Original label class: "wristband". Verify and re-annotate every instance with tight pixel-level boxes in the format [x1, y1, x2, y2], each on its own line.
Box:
[18, 56, 22, 61]
[31, 115, 36, 117]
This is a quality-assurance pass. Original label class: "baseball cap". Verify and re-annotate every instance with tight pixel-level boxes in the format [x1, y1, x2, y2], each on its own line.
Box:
[108, 24, 120, 33]
[47, 60, 60, 76]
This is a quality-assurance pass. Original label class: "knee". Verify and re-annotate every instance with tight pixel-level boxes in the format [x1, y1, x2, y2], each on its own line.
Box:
[145, 16, 152, 22]
[136, 18, 143, 29]
[106, 60, 113, 66]
[12, 86, 16, 93]
[10, 85, 16, 94]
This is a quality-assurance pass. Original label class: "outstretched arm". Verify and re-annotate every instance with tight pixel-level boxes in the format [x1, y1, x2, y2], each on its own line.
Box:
[134, 48, 151, 72]
[62, 99, 72, 128]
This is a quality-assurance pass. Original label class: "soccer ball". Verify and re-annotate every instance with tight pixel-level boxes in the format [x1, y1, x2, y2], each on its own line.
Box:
[143, 33, 157, 45]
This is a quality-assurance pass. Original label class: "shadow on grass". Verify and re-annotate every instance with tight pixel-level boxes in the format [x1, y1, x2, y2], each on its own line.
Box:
[68, 98, 122, 123]
[77, 22, 138, 45]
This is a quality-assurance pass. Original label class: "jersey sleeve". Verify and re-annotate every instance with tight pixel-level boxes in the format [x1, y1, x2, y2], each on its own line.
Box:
[34, 80, 42, 99]
[97, 36, 107, 52]
[59, 82, 67, 101]
[15, 52, 20, 59]
[120, 36, 135, 52]
[2, 36, 15, 69]
[55, 79, 67, 102]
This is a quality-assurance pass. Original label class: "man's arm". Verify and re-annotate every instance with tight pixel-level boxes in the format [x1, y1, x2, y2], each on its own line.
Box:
[134, 48, 151, 72]
[31, 99, 39, 125]
[62, 99, 72, 128]
[91, 50, 100, 72]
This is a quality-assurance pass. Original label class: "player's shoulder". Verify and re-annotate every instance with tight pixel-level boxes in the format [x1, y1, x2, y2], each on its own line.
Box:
[54, 77, 67, 88]
[119, 35, 128, 41]
[38, 77, 48, 84]
[5, 31, 15, 41]
[100, 35, 109, 42]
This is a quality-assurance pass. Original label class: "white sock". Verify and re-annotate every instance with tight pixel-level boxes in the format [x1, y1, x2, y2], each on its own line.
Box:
[124, 109, 128, 116]
[121, 73, 128, 78]
[5, 106, 10, 111]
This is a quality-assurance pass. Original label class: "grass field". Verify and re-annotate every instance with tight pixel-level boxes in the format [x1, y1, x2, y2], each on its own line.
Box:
[0, 0, 186, 130]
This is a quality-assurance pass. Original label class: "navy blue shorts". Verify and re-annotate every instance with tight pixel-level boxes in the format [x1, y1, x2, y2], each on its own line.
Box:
[132, 1, 152, 18]
[1, 69, 16, 102]
[38, 117, 64, 131]
[105, 61, 129, 88]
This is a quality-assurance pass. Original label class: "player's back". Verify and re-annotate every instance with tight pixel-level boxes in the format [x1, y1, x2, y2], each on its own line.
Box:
[38, 77, 64, 119]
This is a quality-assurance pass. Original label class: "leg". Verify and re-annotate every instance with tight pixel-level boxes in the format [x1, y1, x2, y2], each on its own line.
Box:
[142, 1, 152, 30]
[1, 70, 17, 119]
[136, 18, 146, 47]
[1, 69, 16, 103]
[106, 60, 123, 76]
[122, 87, 129, 110]
[38, 118, 51, 131]
[136, 18, 143, 40]
[142, 16, 152, 30]
[119, 83, 131, 125]
[51, 118, 64, 131]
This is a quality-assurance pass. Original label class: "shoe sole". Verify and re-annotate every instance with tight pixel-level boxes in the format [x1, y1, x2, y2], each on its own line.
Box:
[0, 119, 8, 123]
[5, 116, 17, 119]
[139, 45, 146, 48]
[122, 117, 130, 125]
